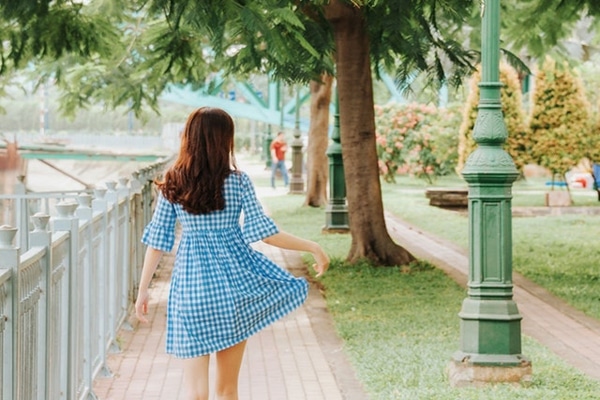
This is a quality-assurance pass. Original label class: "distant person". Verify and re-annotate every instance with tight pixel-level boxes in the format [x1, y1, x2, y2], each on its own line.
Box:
[135, 107, 329, 400]
[270, 131, 289, 188]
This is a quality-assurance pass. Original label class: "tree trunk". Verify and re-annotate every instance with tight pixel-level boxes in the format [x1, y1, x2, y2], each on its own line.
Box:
[304, 74, 333, 207]
[325, 1, 415, 266]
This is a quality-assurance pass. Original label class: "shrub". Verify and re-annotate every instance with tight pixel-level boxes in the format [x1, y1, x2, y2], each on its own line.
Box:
[374, 102, 460, 184]
[575, 56, 600, 167]
[529, 56, 592, 181]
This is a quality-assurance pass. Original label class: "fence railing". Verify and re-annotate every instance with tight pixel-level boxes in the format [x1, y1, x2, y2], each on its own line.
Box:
[0, 158, 170, 400]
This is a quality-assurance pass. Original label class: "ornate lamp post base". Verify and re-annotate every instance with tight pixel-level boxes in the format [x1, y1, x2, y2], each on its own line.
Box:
[449, 296, 531, 387]
[448, 358, 532, 388]
[323, 202, 349, 234]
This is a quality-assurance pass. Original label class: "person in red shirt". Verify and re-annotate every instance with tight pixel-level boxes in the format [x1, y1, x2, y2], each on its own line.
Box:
[270, 131, 289, 188]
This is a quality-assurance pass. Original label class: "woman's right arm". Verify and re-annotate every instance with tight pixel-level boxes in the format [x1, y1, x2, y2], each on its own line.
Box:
[135, 246, 164, 323]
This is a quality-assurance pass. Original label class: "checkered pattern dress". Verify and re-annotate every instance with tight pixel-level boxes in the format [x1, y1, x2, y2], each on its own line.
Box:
[142, 171, 308, 358]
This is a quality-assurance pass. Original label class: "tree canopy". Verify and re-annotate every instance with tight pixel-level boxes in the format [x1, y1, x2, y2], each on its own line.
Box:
[3, 0, 599, 264]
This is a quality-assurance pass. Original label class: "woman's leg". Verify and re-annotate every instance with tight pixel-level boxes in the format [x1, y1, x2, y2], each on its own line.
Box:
[182, 355, 210, 400]
[215, 340, 247, 400]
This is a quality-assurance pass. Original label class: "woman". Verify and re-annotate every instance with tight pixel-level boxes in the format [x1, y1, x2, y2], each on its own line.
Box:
[135, 107, 329, 400]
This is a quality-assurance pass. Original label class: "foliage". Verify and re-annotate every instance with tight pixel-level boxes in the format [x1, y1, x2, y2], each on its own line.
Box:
[375, 103, 432, 183]
[575, 56, 600, 165]
[499, 0, 600, 63]
[421, 103, 463, 176]
[529, 57, 592, 180]
[457, 62, 530, 173]
[0, 0, 482, 118]
[375, 103, 461, 184]
[0, 0, 118, 72]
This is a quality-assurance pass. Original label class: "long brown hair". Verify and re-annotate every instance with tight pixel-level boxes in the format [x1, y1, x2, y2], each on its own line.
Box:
[157, 107, 237, 214]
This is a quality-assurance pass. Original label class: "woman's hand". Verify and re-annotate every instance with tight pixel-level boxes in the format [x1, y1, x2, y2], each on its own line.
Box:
[312, 248, 330, 278]
[135, 290, 150, 324]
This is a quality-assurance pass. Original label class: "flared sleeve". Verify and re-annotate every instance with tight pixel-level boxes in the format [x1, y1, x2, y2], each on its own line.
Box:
[240, 172, 279, 244]
[141, 192, 177, 252]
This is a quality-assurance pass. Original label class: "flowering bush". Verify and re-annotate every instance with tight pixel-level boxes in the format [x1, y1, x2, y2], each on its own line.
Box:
[375, 102, 460, 184]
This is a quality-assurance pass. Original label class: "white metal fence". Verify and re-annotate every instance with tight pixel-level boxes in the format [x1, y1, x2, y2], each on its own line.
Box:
[0, 159, 169, 400]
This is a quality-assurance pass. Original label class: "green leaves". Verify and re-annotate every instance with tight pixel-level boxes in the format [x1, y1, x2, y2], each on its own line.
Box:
[529, 56, 592, 176]
[0, 1, 119, 69]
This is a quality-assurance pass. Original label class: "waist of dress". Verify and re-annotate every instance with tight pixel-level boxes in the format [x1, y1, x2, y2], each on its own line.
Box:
[182, 226, 241, 236]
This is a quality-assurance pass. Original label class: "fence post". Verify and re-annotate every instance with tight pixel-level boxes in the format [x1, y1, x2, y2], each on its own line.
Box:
[52, 201, 79, 400]
[115, 179, 132, 331]
[0, 225, 18, 400]
[130, 172, 144, 306]
[75, 194, 99, 399]
[29, 213, 54, 400]
[14, 176, 28, 250]
[104, 181, 122, 350]
[92, 188, 113, 376]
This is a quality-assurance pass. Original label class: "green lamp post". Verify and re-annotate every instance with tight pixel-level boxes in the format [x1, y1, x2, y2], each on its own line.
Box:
[263, 125, 273, 169]
[289, 88, 305, 194]
[449, 0, 531, 386]
[323, 87, 349, 233]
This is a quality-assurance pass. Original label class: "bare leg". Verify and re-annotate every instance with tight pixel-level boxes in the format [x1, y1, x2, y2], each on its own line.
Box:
[182, 355, 210, 400]
[215, 340, 247, 400]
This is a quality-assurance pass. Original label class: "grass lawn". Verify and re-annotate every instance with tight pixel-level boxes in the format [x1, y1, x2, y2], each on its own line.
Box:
[380, 178, 600, 321]
[260, 193, 600, 400]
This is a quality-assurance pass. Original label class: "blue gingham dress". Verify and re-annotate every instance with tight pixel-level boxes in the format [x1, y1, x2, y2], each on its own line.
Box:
[141, 171, 308, 358]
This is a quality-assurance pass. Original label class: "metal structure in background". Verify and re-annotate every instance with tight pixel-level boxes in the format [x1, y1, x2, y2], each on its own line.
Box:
[323, 89, 349, 233]
[160, 69, 407, 132]
[162, 78, 311, 133]
[0, 158, 169, 400]
[450, 0, 531, 386]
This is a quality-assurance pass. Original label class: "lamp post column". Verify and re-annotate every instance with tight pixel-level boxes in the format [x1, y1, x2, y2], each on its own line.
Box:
[289, 88, 305, 194]
[449, 0, 531, 386]
[263, 125, 273, 169]
[323, 87, 349, 233]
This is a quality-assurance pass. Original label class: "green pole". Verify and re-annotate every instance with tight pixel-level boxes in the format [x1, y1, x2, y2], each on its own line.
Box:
[264, 80, 280, 169]
[289, 87, 305, 194]
[449, 0, 531, 386]
[264, 125, 273, 169]
[323, 87, 349, 233]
